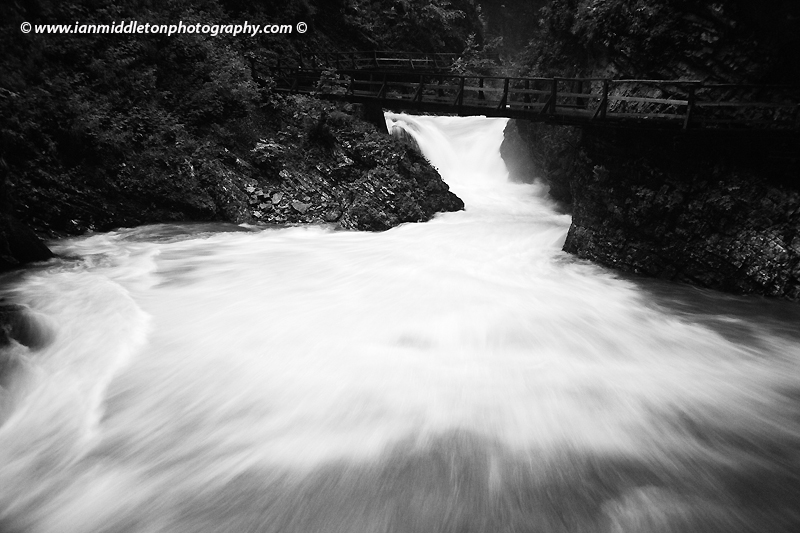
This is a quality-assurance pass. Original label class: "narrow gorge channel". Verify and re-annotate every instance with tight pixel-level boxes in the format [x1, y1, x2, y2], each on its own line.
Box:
[1, 115, 799, 533]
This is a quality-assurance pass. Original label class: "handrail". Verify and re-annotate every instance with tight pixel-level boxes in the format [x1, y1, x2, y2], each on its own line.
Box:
[277, 69, 800, 94]
[258, 66, 800, 132]
[257, 50, 506, 74]
[613, 79, 800, 89]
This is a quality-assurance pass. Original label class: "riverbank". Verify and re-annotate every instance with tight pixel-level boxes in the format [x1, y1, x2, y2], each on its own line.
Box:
[0, 95, 464, 269]
[497, 0, 800, 301]
[0, 0, 483, 269]
[502, 119, 800, 300]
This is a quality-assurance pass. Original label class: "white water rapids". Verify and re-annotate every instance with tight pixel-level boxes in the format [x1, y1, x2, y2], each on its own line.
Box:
[1, 115, 799, 532]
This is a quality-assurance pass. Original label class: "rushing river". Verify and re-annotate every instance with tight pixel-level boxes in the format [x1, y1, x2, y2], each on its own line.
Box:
[1, 115, 799, 533]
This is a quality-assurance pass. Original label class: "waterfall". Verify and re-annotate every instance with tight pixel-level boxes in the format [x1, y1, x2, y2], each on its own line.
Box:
[0, 114, 798, 533]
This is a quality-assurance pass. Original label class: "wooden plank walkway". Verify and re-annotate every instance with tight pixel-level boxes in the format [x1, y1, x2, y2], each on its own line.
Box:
[259, 66, 800, 132]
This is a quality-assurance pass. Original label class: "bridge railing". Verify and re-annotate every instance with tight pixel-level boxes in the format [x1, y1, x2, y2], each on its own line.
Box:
[265, 67, 800, 131]
[601, 79, 800, 129]
[258, 51, 462, 72]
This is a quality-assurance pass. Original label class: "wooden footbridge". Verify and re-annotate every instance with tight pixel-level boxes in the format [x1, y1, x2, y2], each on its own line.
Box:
[269, 51, 463, 73]
[251, 55, 800, 132]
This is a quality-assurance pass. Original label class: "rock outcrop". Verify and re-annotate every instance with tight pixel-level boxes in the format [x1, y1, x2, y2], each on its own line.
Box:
[503, 120, 800, 300]
[499, 120, 577, 207]
[242, 97, 464, 231]
[500, 0, 800, 301]
[5, 95, 463, 238]
[0, 160, 52, 271]
[564, 128, 800, 299]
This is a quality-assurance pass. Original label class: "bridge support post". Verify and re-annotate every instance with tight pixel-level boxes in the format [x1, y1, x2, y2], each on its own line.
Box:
[498, 78, 509, 111]
[591, 79, 609, 121]
[576, 80, 586, 109]
[413, 75, 425, 109]
[362, 102, 389, 135]
[684, 84, 697, 130]
[455, 77, 465, 114]
[378, 74, 388, 100]
[524, 79, 531, 108]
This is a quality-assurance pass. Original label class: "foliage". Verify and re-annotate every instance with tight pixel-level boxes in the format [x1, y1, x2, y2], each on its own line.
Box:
[314, 69, 351, 95]
[305, 113, 338, 153]
[342, 0, 483, 53]
[517, 0, 800, 82]
[0, 0, 271, 232]
[0, 0, 481, 235]
[451, 34, 504, 76]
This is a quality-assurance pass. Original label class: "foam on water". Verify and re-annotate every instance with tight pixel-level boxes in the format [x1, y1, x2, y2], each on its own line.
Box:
[1, 115, 799, 532]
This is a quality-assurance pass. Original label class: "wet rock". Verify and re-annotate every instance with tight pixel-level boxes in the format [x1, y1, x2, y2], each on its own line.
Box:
[0, 215, 54, 270]
[390, 126, 422, 154]
[499, 120, 538, 184]
[568, 129, 800, 300]
[0, 161, 53, 269]
[236, 96, 463, 231]
[500, 120, 578, 209]
[251, 140, 284, 172]
[324, 207, 342, 222]
[11, 94, 462, 236]
[509, 120, 800, 300]
[0, 304, 55, 350]
[291, 201, 311, 214]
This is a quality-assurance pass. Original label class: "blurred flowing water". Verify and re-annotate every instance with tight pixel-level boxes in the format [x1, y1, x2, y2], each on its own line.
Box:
[1, 114, 799, 533]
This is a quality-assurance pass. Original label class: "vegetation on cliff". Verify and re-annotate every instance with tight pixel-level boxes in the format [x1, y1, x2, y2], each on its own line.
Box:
[563, 129, 800, 299]
[500, 0, 800, 300]
[517, 0, 800, 83]
[342, 0, 483, 52]
[0, 0, 483, 268]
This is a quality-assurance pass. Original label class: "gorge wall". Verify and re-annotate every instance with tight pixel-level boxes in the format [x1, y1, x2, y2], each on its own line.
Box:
[503, 120, 800, 300]
[0, 0, 484, 270]
[500, 0, 800, 301]
[0, 161, 52, 270]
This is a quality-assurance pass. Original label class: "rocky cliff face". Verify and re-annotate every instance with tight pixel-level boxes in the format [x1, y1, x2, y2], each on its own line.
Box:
[209, 96, 463, 232]
[0, 161, 52, 270]
[0, 0, 477, 263]
[5, 93, 463, 243]
[503, 120, 800, 300]
[0, 95, 463, 272]
[499, 120, 577, 207]
[499, 0, 800, 301]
